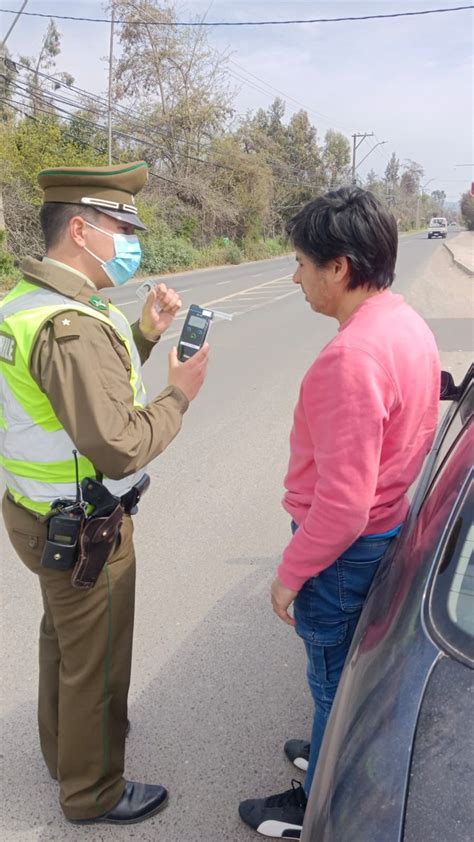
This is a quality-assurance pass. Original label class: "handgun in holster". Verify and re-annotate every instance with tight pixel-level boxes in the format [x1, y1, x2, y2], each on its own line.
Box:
[121, 473, 151, 514]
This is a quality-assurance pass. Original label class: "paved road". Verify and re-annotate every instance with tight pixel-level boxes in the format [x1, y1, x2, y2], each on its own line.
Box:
[1, 231, 472, 842]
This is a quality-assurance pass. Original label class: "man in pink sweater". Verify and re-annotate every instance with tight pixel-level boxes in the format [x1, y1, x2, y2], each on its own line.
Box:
[239, 187, 440, 839]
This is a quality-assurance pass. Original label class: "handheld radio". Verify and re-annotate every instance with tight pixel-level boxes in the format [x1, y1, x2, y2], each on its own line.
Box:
[177, 304, 213, 361]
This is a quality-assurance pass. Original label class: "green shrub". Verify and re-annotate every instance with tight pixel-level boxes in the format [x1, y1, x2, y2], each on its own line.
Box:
[195, 243, 228, 268]
[140, 233, 199, 275]
[241, 237, 287, 261]
[264, 237, 288, 256]
[195, 240, 243, 267]
[223, 242, 243, 264]
[0, 232, 23, 292]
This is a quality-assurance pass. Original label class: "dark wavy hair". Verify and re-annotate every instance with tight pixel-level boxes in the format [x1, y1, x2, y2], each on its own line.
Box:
[286, 187, 398, 290]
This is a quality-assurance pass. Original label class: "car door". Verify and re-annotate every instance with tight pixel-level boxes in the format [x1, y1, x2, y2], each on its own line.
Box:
[403, 481, 473, 842]
[302, 370, 473, 842]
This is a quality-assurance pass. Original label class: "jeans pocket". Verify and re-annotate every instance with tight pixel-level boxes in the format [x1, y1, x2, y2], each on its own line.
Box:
[303, 620, 351, 687]
[337, 549, 389, 612]
[337, 536, 393, 613]
[295, 603, 348, 646]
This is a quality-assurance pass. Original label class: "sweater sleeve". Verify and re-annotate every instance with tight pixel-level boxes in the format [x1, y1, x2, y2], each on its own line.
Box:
[277, 344, 397, 591]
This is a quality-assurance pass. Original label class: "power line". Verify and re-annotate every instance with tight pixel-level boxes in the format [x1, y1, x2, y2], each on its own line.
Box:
[0, 5, 472, 25]
[2, 88, 324, 191]
[228, 60, 350, 133]
[2, 82, 235, 170]
[6, 57, 234, 160]
[2, 64, 238, 171]
[0, 94, 185, 187]
[3, 62, 335, 185]
[2, 56, 361, 183]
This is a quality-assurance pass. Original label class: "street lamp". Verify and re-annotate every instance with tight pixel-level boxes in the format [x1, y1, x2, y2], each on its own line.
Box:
[416, 179, 435, 230]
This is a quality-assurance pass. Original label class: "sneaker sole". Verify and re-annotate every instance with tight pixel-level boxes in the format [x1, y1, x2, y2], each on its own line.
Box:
[69, 794, 169, 825]
[292, 757, 309, 772]
[257, 819, 302, 839]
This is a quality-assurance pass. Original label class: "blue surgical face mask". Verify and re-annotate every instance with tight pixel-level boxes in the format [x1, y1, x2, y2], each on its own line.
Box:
[84, 221, 142, 286]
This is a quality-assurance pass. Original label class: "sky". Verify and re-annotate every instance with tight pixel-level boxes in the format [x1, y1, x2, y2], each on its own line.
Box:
[1, 0, 473, 201]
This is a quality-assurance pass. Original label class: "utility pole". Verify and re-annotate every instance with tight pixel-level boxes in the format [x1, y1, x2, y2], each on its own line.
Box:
[351, 132, 374, 184]
[1, 0, 29, 48]
[107, 1, 115, 165]
[416, 179, 435, 230]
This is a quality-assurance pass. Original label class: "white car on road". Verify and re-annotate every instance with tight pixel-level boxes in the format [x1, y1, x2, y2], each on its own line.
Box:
[427, 217, 448, 239]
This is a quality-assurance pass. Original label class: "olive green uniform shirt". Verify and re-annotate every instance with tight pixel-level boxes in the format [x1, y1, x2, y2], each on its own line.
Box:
[21, 257, 188, 481]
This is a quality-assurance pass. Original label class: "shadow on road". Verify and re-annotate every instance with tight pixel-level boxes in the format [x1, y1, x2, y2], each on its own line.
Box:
[1, 557, 309, 842]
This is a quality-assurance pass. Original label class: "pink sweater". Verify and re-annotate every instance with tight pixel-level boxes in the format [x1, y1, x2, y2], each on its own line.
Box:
[278, 290, 440, 591]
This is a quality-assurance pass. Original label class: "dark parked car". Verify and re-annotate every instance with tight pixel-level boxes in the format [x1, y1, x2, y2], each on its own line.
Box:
[302, 365, 473, 842]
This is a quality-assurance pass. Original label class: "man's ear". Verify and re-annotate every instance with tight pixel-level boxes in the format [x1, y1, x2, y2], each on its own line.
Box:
[69, 215, 88, 248]
[332, 255, 351, 287]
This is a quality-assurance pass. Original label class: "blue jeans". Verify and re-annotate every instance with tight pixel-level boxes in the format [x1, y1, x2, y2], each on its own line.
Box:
[291, 521, 399, 796]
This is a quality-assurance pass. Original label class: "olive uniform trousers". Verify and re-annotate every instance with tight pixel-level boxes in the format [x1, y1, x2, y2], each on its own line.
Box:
[2, 492, 136, 821]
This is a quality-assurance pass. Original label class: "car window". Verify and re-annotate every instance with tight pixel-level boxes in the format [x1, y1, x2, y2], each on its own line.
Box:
[447, 520, 474, 637]
[428, 482, 474, 665]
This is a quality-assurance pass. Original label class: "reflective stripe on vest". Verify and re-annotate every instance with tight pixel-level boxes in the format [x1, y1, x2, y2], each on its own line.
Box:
[0, 279, 147, 514]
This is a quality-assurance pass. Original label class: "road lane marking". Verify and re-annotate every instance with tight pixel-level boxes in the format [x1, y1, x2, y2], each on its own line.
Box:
[197, 275, 292, 308]
[159, 288, 298, 344]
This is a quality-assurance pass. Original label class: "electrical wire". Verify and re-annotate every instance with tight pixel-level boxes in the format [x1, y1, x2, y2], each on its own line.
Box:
[0, 5, 472, 26]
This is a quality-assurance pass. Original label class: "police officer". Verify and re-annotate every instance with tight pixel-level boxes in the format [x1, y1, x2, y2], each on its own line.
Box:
[0, 162, 209, 824]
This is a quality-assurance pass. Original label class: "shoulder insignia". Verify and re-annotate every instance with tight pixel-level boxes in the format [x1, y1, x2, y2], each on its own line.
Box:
[52, 310, 81, 340]
[88, 294, 108, 311]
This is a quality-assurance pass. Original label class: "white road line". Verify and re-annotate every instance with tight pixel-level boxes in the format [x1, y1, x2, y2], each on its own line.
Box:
[197, 275, 292, 308]
[121, 275, 292, 308]
[216, 280, 231, 286]
[120, 274, 295, 344]
[159, 288, 298, 344]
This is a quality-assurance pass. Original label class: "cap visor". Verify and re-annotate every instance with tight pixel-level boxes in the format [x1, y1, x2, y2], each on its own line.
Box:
[98, 208, 147, 230]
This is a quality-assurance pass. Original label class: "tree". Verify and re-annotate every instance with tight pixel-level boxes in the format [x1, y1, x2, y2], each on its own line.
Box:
[460, 191, 474, 230]
[400, 159, 423, 195]
[19, 19, 74, 118]
[321, 130, 351, 188]
[430, 189, 446, 215]
[0, 47, 18, 121]
[0, 117, 107, 259]
[112, 0, 233, 178]
[384, 152, 400, 187]
[208, 136, 273, 240]
[364, 169, 386, 202]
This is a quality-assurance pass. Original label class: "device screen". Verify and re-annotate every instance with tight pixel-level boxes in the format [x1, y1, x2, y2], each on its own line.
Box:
[188, 315, 208, 330]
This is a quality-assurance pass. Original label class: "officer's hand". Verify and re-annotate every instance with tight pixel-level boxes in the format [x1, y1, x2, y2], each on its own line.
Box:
[168, 343, 209, 402]
[139, 283, 182, 341]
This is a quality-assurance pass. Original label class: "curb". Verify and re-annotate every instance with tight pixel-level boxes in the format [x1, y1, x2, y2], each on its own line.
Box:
[443, 241, 474, 277]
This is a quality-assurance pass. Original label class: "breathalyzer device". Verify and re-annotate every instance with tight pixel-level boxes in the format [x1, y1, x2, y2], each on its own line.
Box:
[177, 304, 213, 361]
